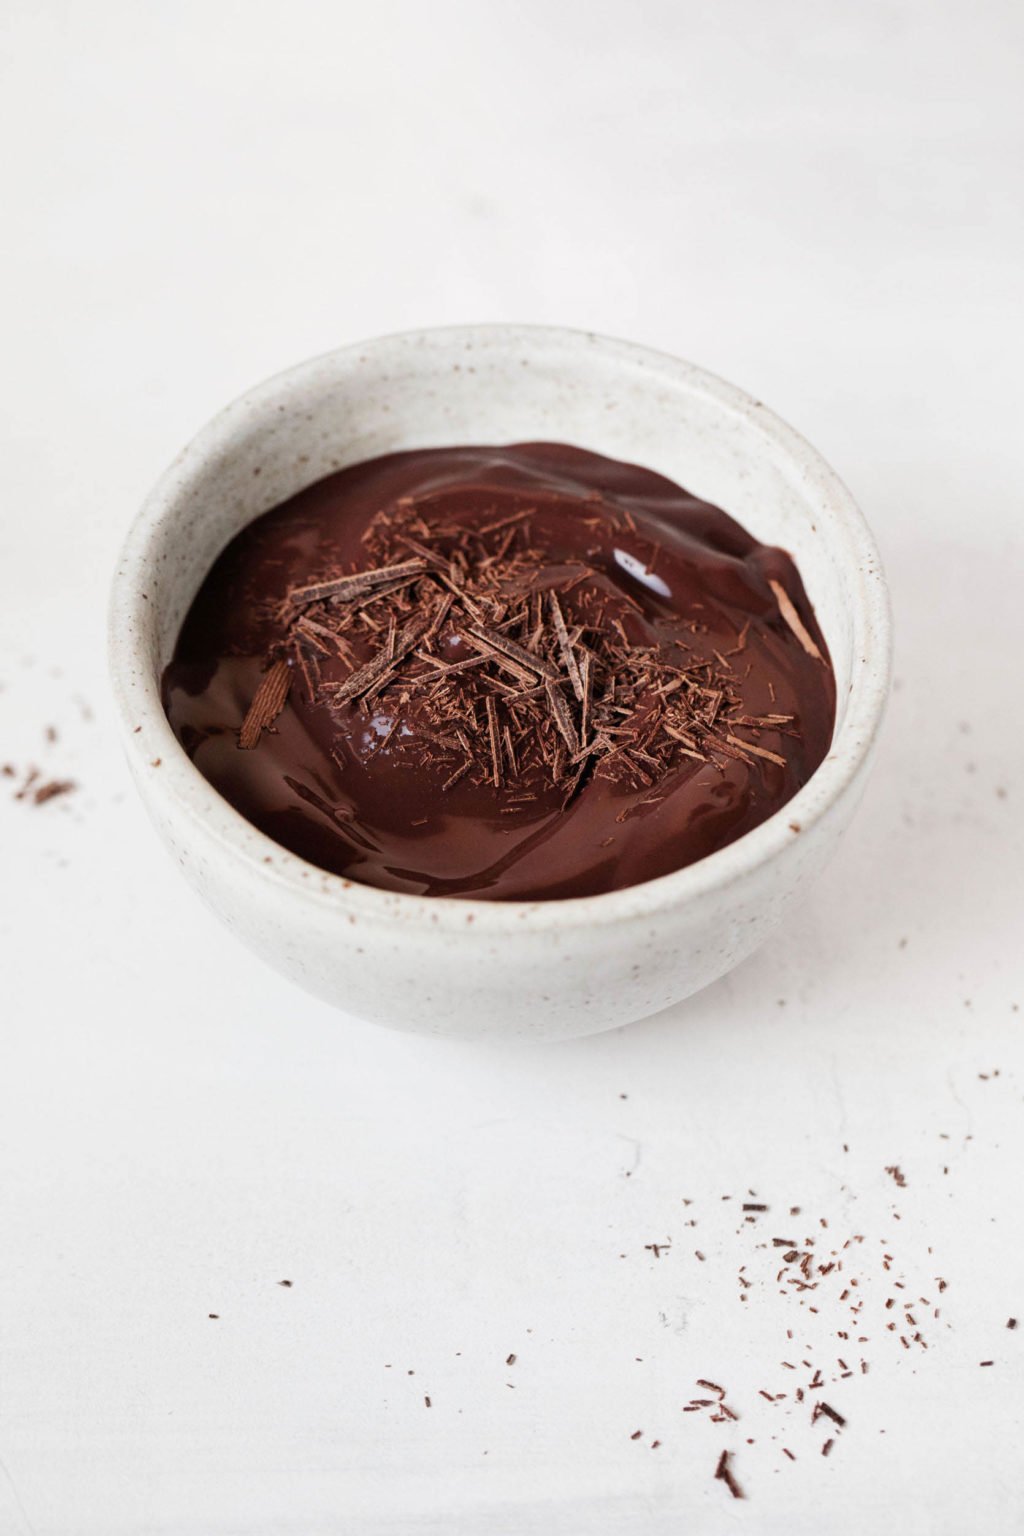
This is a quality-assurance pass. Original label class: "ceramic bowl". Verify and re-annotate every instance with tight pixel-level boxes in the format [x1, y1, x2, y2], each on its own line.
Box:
[109, 326, 891, 1041]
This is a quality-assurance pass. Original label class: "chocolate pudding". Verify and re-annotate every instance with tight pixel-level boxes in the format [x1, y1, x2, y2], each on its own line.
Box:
[162, 443, 835, 900]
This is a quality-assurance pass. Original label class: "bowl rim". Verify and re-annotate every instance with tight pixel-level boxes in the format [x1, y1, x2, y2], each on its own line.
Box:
[109, 323, 892, 932]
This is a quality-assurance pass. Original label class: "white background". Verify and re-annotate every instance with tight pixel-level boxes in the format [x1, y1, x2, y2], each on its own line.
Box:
[1, 1, 1022, 1531]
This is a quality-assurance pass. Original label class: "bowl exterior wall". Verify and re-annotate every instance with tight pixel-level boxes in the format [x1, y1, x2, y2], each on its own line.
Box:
[111, 326, 890, 1040]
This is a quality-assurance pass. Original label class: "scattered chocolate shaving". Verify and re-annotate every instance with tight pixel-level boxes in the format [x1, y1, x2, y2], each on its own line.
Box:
[714, 1449, 744, 1500]
[32, 779, 76, 805]
[812, 1401, 846, 1429]
[14, 767, 40, 800]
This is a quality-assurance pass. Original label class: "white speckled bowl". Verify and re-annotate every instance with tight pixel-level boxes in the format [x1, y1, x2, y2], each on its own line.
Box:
[109, 326, 890, 1040]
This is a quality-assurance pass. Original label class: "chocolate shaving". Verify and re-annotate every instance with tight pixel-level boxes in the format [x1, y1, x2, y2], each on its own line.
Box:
[727, 734, 787, 768]
[549, 591, 584, 700]
[467, 624, 560, 682]
[545, 681, 580, 757]
[239, 660, 291, 748]
[769, 578, 823, 661]
[578, 650, 593, 745]
[442, 761, 471, 792]
[294, 617, 344, 657]
[32, 778, 76, 805]
[714, 1449, 744, 1500]
[462, 631, 540, 687]
[287, 560, 426, 610]
[326, 615, 430, 704]
[14, 767, 41, 800]
[485, 695, 502, 788]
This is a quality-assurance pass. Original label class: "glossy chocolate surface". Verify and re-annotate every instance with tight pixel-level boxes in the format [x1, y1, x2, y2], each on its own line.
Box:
[163, 444, 835, 900]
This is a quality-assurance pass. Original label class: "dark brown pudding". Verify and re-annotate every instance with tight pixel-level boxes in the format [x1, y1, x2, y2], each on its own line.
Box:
[162, 443, 835, 900]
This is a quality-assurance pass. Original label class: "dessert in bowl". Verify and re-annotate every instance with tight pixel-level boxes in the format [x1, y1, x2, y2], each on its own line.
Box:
[109, 326, 890, 1040]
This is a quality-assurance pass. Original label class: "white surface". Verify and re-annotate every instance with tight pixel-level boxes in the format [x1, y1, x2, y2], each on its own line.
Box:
[0, 0, 1021, 1530]
[110, 325, 889, 1038]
